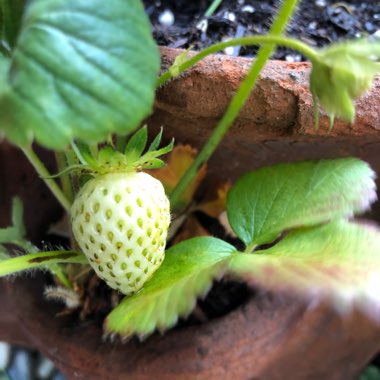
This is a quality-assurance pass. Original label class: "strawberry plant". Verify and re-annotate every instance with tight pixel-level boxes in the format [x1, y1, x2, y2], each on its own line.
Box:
[0, 0, 380, 344]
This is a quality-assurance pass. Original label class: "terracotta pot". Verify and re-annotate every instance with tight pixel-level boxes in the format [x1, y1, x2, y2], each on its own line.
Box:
[1, 47, 380, 379]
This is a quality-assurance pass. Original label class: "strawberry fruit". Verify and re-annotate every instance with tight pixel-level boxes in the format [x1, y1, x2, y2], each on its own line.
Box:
[70, 128, 173, 295]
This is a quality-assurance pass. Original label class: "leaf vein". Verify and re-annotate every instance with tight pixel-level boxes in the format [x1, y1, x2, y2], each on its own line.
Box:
[15, 44, 127, 120]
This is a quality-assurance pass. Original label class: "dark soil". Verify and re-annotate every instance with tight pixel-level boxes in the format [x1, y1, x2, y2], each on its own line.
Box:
[144, 0, 380, 60]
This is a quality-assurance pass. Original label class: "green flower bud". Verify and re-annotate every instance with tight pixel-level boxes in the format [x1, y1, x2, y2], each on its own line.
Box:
[310, 40, 380, 129]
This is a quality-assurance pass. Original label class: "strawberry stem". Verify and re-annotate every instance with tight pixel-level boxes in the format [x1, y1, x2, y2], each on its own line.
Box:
[55, 151, 74, 203]
[157, 35, 318, 88]
[22, 146, 72, 213]
[169, 0, 300, 210]
[0, 250, 87, 277]
[49, 263, 74, 289]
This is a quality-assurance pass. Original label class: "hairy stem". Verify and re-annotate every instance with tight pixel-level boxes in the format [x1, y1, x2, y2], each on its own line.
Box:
[169, 0, 300, 209]
[0, 250, 86, 277]
[157, 35, 318, 87]
[49, 264, 73, 288]
[22, 146, 71, 214]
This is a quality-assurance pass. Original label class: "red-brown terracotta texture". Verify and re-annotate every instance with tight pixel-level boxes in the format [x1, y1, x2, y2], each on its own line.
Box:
[5, 277, 380, 380]
[152, 47, 380, 217]
[1, 48, 380, 379]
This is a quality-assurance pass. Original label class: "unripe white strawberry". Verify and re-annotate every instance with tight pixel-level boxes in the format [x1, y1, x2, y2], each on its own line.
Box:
[71, 171, 170, 295]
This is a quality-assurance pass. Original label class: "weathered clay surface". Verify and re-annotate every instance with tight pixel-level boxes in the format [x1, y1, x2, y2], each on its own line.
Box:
[1, 49, 380, 379]
[157, 47, 380, 138]
[7, 276, 380, 380]
[152, 47, 380, 216]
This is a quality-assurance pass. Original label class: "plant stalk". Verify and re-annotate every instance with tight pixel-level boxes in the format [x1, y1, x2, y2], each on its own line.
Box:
[49, 264, 73, 288]
[22, 146, 71, 213]
[157, 35, 318, 87]
[169, 0, 300, 210]
[204, 0, 223, 17]
[0, 250, 86, 277]
[55, 151, 74, 203]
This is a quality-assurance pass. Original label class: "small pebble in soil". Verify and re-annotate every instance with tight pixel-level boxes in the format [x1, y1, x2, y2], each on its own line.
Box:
[196, 19, 208, 33]
[1, 345, 67, 380]
[285, 54, 302, 62]
[0, 342, 10, 370]
[315, 0, 327, 7]
[241, 5, 255, 13]
[158, 9, 174, 27]
[222, 37, 235, 56]
[144, 0, 380, 60]
[7, 349, 32, 380]
[308, 21, 317, 31]
[223, 11, 236, 22]
[365, 21, 375, 32]
[37, 357, 55, 379]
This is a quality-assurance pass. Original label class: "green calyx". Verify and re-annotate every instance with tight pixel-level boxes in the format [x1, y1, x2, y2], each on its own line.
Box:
[51, 127, 174, 178]
[310, 39, 380, 129]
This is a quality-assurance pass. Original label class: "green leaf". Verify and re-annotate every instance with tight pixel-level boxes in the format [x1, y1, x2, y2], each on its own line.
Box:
[227, 158, 376, 247]
[71, 141, 97, 166]
[11, 197, 25, 234]
[0, 54, 10, 89]
[0, 0, 160, 149]
[0, 197, 25, 244]
[125, 126, 148, 162]
[141, 158, 165, 169]
[148, 127, 163, 152]
[105, 237, 236, 339]
[141, 138, 174, 163]
[0, 249, 87, 277]
[0, 246, 10, 260]
[168, 47, 191, 78]
[97, 146, 129, 169]
[360, 366, 380, 380]
[311, 40, 380, 127]
[229, 220, 380, 318]
[0, 197, 36, 253]
[0, 0, 25, 50]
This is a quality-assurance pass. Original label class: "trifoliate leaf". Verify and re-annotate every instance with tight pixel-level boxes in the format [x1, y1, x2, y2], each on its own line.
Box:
[105, 237, 236, 339]
[0, 0, 160, 149]
[227, 158, 376, 248]
[229, 220, 380, 320]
